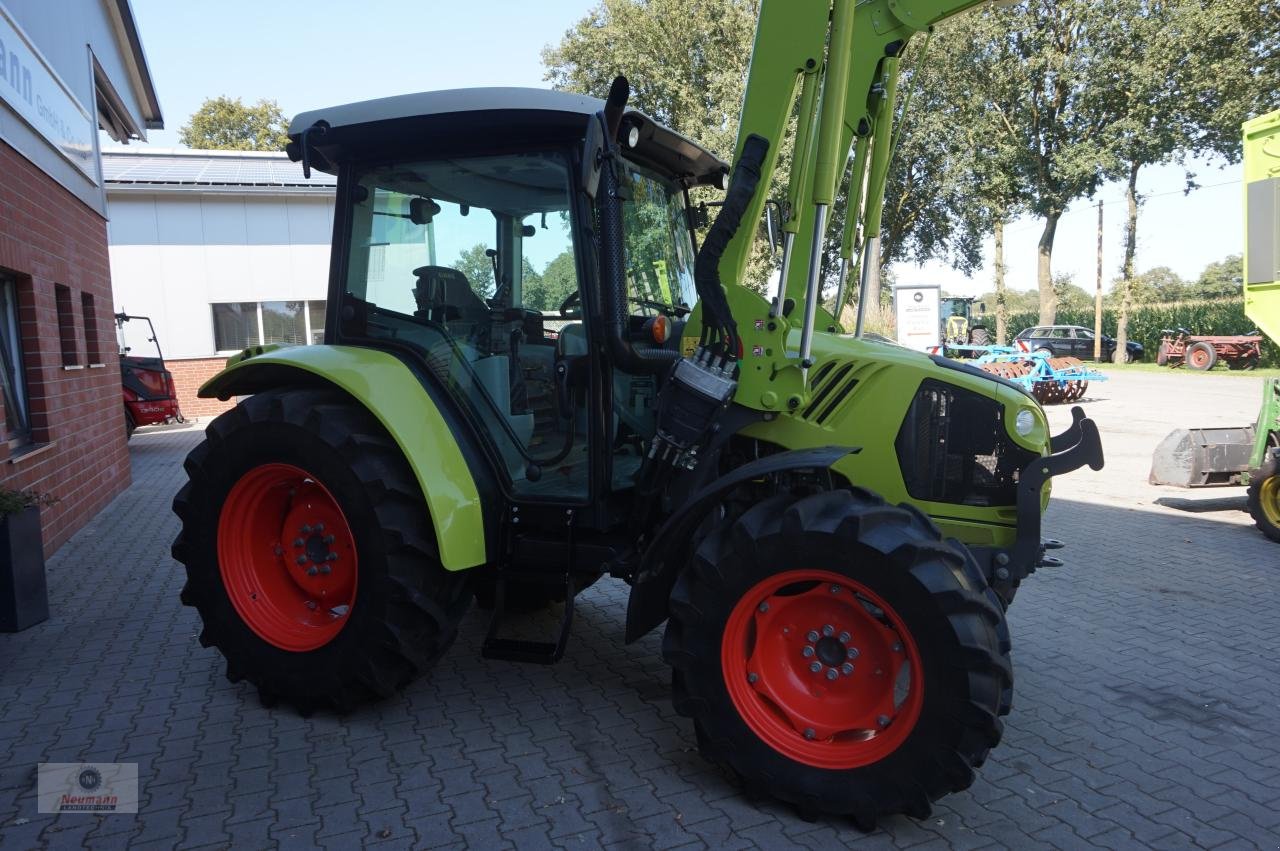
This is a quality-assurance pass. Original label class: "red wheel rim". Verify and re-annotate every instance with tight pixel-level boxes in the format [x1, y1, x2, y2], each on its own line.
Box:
[217, 463, 358, 651]
[721, 569, 925, 770]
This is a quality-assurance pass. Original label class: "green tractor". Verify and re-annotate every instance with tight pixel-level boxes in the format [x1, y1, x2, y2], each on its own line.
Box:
[941, 296, 992, 348]
[1149, 109, 1280, 543]
[172, 0, 1102, 825]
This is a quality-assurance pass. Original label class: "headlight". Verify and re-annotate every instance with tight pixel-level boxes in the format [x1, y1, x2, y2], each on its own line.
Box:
[1015, 408, 1036, 437]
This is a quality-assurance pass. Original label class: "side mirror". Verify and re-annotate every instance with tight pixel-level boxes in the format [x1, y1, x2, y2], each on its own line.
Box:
[581, 116, 605, 200]
[979, 301, 986, 313]
[410, 197, 441, 225]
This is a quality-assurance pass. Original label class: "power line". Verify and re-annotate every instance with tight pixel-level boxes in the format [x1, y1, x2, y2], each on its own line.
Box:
[1000, 177, 1240, 237]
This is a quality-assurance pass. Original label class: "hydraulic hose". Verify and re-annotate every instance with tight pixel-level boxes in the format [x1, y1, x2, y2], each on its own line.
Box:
[692, 133, 770, 355]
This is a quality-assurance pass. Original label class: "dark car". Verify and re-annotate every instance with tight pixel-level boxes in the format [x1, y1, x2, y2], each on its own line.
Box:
[1014, 325, 1144, 362]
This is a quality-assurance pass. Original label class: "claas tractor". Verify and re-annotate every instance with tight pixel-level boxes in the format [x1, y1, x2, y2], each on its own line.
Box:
[941, 296, 992, 347]
[171, 0, 1103, 825]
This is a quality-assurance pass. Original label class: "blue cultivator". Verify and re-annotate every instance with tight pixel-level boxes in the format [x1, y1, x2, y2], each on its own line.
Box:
[970, 347, 1108, 404]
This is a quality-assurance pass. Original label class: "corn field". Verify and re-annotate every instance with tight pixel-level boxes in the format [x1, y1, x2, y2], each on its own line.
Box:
[1004, 298, 1279, 367]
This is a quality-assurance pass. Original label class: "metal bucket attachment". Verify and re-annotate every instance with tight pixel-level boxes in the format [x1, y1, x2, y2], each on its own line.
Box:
[1149, 426, 1257, 487]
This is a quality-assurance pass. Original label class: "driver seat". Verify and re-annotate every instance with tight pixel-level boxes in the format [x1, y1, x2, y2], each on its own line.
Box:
[412, 266, 490, 327]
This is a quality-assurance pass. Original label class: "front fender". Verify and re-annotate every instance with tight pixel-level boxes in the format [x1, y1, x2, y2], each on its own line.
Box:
[200, 344, 486, 571]
[624, 445, 857, 643]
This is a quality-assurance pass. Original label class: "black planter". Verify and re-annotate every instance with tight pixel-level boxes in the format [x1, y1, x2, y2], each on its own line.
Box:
[0, 505, 48, 632]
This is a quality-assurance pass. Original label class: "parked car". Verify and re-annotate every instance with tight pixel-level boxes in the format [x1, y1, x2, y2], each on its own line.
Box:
[1014, 325, 1144, 362]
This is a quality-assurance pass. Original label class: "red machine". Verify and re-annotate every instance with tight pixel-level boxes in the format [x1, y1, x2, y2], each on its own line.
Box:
[117, 312, 184, 438]
[1156, 327, 1263, 371]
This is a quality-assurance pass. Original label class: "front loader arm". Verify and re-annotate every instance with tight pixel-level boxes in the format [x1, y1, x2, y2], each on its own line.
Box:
[719, 0, 994, 339]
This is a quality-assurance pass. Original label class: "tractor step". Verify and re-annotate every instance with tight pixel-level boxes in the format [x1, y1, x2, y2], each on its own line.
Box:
[481, 572, 576, 664]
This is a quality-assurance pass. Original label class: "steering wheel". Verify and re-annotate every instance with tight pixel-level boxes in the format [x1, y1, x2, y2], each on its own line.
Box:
[559, 290, 583, 319]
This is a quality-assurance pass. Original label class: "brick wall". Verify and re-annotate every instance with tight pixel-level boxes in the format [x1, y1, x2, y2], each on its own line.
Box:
[0, 141, 131, 558]
[167, 356, 236, 419]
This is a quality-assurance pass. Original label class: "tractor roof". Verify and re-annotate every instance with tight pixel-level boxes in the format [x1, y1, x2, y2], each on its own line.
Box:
[287, 87, 728, 189]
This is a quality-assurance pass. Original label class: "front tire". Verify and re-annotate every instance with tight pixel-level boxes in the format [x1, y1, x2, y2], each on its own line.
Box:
[663, 489, 1011, 826]
[172, 388, 472, 712]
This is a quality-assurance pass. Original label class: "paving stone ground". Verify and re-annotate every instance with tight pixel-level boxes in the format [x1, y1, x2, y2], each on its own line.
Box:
[1, 370, 1278, 849]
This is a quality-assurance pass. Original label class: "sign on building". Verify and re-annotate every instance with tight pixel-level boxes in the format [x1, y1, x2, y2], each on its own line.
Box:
[0, 5, 97, 180]
[894, 285, 941, 352]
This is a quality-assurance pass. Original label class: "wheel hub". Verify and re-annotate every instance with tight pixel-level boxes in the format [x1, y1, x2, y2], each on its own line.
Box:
[217, 463, 358, 651]
[721, 569, 924, 770]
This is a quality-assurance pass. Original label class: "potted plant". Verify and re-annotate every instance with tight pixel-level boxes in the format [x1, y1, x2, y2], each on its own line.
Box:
[0, 488, 55, 631]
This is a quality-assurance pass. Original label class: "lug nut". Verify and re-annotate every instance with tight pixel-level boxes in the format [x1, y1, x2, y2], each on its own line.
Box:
[804, 728, 816, 740]
[809, 661, 822, 673]
[293, 538, 304, 548]
[295, 555, 307, 565]
[307, 567, 318, 576]
[830, 585, 841, 594]
[826, 668, 838, 681]
[758, 602, 769, 613]
[841, 663, 855, 676]
[802, 646, 815, 658]
[314, 523, 324, 533]
[327, 553, 339, 562]
[995, 567, 1011, 580]
[838, 631, 850, 643]
[877, 715, 890, 728]
[747, 673, 759, 684]
[323, 535, 335, 545]
[892, 642, 903, 653]
[847, 647, 860, 659]
[301, 525, 312, 535]
[318, 565, 331, 575]
[822, 624, 834, 637]
[806, 630, 819, 642]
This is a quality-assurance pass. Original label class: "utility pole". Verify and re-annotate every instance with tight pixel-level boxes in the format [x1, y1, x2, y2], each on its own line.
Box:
[1094, 200, 1103, 361]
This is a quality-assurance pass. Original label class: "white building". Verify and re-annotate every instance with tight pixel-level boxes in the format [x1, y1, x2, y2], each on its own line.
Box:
[101, 147, 336, 415]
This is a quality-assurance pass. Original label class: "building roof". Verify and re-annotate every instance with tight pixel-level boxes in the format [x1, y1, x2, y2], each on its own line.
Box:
[111, 0, 163, 130]
[101, 148, 335, 193]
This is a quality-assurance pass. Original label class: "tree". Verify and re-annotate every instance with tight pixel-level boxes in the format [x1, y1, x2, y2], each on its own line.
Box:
[1194, 254, 1244, 300]
[453, 244, 496, 297]
[524, 250, 579, 311]
[178, 97, 290, 151]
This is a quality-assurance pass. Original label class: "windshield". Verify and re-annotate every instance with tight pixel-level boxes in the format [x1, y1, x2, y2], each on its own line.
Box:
[617, 161, 697, 313]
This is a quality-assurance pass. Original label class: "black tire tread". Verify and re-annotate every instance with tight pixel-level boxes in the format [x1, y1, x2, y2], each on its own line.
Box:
[663, 488, 1012, 826]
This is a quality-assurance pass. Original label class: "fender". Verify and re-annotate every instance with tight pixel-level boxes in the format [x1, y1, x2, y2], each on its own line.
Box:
[199, 344, 487, 571]
[624, 445, 856, 643]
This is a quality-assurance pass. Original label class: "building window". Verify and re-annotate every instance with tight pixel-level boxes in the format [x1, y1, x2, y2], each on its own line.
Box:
[55, 284, 79, 366]
[212, 302, 261, 351]
[82, 293, 102, 364]
[307, 301, 326, 345]
[212, 301, 326, 353]
[261, 301, 306, 346]
[0, 276, 31, 446]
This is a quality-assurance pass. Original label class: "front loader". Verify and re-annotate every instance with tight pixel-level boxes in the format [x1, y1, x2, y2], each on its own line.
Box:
[172, 0, 1103, 825]
[1150, 110, 1280, 543]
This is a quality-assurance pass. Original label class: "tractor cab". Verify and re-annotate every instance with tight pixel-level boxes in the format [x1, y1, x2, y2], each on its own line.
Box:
[287, 89, 727, 506]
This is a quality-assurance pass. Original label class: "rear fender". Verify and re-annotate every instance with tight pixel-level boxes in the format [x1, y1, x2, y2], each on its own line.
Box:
[199, 344, 487, 570]
[624, 446, 856, 643]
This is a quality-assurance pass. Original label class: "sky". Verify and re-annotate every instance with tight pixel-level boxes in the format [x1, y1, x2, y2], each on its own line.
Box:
[118, 0, 1247, 299]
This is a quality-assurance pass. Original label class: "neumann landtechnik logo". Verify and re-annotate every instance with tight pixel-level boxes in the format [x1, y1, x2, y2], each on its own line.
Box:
[38, 763, 139, 813]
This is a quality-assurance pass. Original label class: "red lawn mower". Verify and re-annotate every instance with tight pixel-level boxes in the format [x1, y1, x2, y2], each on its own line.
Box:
[116, 312, 184, 439]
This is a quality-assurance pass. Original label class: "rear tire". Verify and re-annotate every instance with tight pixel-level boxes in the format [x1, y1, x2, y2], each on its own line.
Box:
[968, 327, 991, 347]
[1187, 342, 1217, 371]
[663, 489, 1011, 826]
[172, 387, 472, 712]
[1247, 451, 1280, 544]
